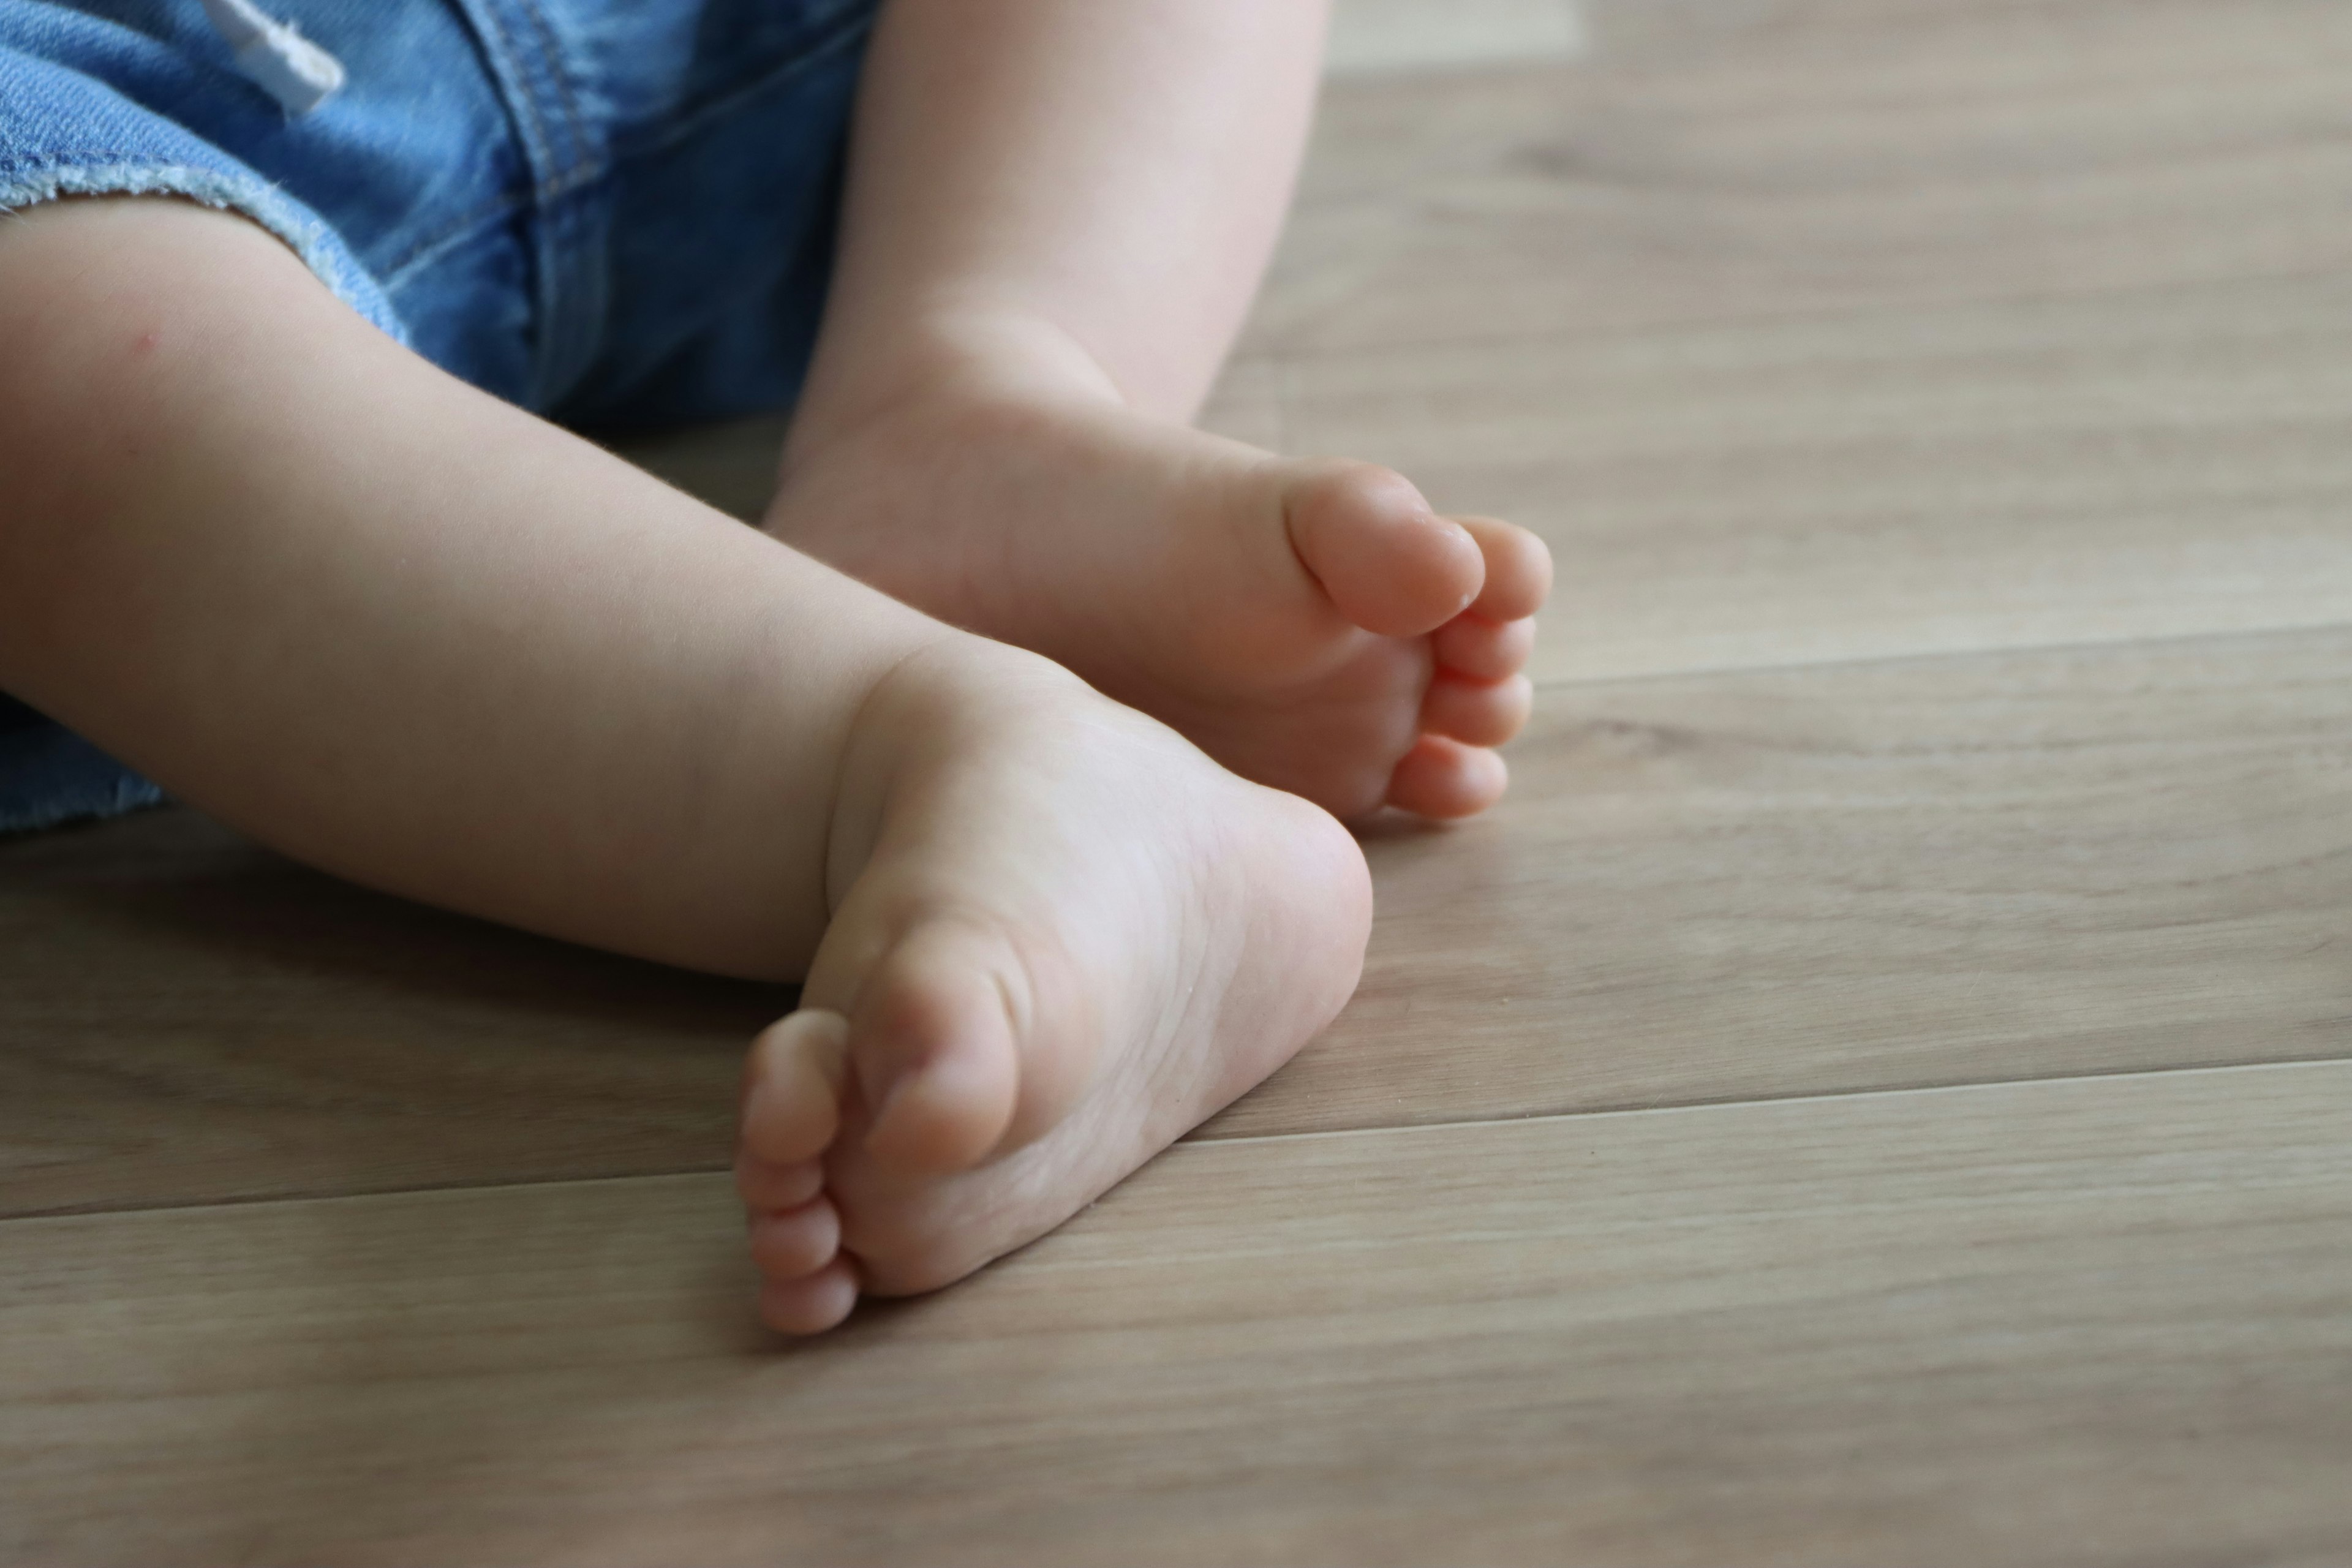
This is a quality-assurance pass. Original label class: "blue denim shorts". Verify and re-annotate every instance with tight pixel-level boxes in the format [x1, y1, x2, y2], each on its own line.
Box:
[0, 0, 878, 832]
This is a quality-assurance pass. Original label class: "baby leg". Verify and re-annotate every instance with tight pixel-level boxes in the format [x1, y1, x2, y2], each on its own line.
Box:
[0, 198, 1371, 1331]
[766, 0, 1553, 820]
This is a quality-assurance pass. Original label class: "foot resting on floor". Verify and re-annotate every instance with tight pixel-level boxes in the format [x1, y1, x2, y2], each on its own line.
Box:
[733, 640, 1372, 1333]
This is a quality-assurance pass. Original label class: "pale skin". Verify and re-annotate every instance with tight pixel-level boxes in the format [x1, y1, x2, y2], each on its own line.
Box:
[0, 0, 1549, 1333]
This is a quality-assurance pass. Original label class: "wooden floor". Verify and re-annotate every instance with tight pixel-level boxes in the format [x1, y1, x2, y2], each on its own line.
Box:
[9, 1, 2352, 1561]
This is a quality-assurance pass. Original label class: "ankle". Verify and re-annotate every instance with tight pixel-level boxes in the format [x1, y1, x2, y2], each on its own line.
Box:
[783, 305, 1130, 471]
[825, 632, 1101, 899]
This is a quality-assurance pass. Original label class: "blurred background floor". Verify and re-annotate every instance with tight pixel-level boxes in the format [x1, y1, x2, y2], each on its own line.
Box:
[8, 1, 2352, 1561]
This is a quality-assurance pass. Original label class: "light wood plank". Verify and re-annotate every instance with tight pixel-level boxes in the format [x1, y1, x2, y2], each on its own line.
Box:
[9, 627, 2348, 1211]
[1222, 624, 2352, 1136]
[1273, 272, 2352, 680]
[1325, 0, 1585, 78]
[1256, 0, 2352, 357]
[8, 1062, 2350, 1565]
[13, 8, 2348, 1560]
[0, 809, 774, 1217]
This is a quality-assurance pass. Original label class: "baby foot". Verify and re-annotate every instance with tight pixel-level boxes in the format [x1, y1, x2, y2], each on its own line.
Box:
[764, 359, 1552, 820]
[733, 640, 1371, 1333]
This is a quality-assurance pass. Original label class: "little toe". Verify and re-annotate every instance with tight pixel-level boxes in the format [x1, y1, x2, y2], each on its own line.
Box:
[1387, 734, 1510, 819]
[1457, 516, 1553, 624]
[853, 924, 1023, 1174]
[740, 1010, 851, 1167]
[1420, 672, 1534, 749]
[1432, 614, 1537, 682]
[1286, 462, 1485, 639]
[760, 1257, 861, 1336]
[749, 1196, 843, 1280]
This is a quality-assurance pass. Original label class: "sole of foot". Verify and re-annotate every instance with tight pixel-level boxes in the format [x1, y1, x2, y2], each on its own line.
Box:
[734, 639, 1373, 1333]
[765, 370, 1553, 822]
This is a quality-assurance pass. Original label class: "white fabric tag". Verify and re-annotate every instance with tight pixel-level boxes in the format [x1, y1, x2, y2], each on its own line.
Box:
[200, 0, 346, 116]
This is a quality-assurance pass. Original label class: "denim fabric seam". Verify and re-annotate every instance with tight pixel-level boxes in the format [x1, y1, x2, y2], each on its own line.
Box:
[380, 8, 873, 296]
[473, 4, 557, 188]
[505, 0, 595, 181]
[379, 189, 526, 288]
[606, 4, 875, 166]
[443, 0, 617, 403]
[470, 0, 601, 195]
[450, 0, 582, 198]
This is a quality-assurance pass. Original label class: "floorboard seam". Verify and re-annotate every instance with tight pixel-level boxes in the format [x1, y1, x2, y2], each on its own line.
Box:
[10, 1052, 2350, 1226]
[1528, 615, 2352, 695]
[1200, 1052, 2352, 1147]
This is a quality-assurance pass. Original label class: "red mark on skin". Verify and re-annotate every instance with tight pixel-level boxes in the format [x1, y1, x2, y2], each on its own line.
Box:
[133, 330, 160, 355]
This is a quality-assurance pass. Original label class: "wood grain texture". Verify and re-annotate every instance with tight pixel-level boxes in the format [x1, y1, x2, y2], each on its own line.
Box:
[1257, 0, 2352, 358]
[10, 2, 2352, 1555]
[1219, 623, 2352, 1134]
[0, 808, 772, 1218]
[1325, 0, 1586, 77]
[1271, 273, 2352, 681]
[9, 1061, 2350, 1566]
[1235, 0, 2352, 679]
[9, 626, 2347, 1212]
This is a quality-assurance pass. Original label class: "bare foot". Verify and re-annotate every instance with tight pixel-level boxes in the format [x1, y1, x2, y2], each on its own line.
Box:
[733, 639, 1371, 1333]
[764, 349, 1553, 821]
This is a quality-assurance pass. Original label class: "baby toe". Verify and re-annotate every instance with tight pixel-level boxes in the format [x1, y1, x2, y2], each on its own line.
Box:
[749, 1196, 844, 1280]
[736, 1153, 825, 1213]
[1387, 734, 1509, 819]
[1433, 612, 1537, 682]
[1421, 672, 1534, 749]
[1286, 462, 1484, 639]
[1457, 516, 1553, 624]
[760, 1257, 861, 1336]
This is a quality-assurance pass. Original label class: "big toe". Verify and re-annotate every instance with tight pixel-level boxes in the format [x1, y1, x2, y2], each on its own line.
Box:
[846, 921, 1031, 1175]
[739, 1009, 851, 1174]
[1286, 462, 1485, 639]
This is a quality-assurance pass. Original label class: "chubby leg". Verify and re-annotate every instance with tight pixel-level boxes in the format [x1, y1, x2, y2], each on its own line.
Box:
[0, 198, 1370, 1331]
[766, 0, 1554, 821]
